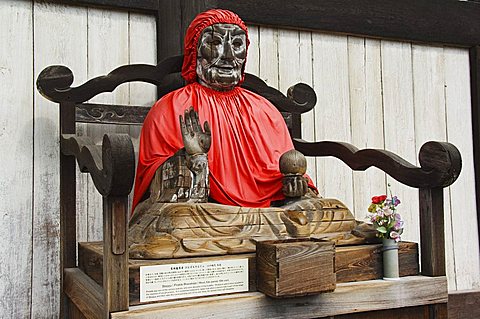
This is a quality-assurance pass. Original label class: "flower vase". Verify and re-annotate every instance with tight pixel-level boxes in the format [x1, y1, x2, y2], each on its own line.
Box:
[382, 238, 400, 280]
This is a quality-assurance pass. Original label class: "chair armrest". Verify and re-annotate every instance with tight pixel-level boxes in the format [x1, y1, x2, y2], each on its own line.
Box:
[60, 133, 135, 196]
[293, 139, 461, 188]
[61, 133, 133, 314]
[294, 139, 462, 277]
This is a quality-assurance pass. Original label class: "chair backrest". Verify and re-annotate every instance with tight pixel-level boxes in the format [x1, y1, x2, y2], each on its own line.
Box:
[37, 54, 317, 139]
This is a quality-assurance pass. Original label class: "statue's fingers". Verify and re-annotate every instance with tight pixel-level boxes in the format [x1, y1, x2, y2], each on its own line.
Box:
[287, 182, 294, 196]
[191, 108, 202, 132]
[302, 178, 308, 195]
[185, 109, 194, 135]
[179, 115, 187, 136]
[203, 121, 211, 135]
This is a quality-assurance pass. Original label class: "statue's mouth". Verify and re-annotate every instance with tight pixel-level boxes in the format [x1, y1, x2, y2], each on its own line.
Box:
[214, 65, 236, 75]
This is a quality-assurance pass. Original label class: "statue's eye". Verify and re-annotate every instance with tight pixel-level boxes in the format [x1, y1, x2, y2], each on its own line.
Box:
[233, 40, 243, 47]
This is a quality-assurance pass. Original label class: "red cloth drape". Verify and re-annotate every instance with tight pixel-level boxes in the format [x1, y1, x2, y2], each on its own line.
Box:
[132, 82, 299, 211]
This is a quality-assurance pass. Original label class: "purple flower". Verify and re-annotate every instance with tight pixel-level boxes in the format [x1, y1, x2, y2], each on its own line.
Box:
[394, 220, 404, 230]
[391, 196, 401, 206]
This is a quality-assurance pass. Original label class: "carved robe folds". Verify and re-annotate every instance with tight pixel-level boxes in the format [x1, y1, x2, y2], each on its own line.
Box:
[128, 199, 365, 259]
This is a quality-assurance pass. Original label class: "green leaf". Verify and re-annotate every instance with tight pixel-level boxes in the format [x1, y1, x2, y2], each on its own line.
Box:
[377, 226, 387, 233]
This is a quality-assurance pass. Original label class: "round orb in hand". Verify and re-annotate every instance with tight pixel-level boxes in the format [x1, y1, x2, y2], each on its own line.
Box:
[279, 149, 307, 175]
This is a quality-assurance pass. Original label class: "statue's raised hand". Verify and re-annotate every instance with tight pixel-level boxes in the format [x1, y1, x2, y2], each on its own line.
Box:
[179, 106, 211, 155]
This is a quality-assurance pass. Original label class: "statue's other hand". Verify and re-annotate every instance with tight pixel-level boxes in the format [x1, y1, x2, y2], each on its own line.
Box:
[179, 106, 211, 155]
[282, 175, 308, 198]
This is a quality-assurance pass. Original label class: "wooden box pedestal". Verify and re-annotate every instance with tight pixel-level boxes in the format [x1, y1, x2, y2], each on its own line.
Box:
[256, 239, 336, 297]
[78, 241, 418, 305]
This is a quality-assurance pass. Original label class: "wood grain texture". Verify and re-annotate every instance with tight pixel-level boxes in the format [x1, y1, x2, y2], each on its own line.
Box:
[320, 305, 430, 319]
[419, 188, 445, 277]
[448, 289, 480, 319]
[277, 29, 317, 183]
[78, 241, 418, 305]
[348, 37, 385, 218]
[256, 239, 335, 297]
[103, 197, 129, 315]
[45, 0, 158, 12]
[64, 268, 103, 319]
[445, 47, 480, 290]
[32, 3, 87, 317]
[111, 276, 447, 319]
[335, 242, 419, 282]
[380, 40, 419, 244]
[85, 8, 130, 241]
[312, 33, 353, 208]
[204, 0, 480, 46]
[128, 12, 157, 210]
[471, 46, 480, 281]
[0, 1, 33, 317]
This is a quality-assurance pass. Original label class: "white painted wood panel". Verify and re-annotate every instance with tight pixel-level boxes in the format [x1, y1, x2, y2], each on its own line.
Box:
[244, 25, 259, 75]
[32, 2, 88, 316]
[258, 27, 279, 87]
[312, 33, 354, 210]
[85, 8, 131, 241]
[445, 48, 480, 290]
[0, 1, 33, 317]
[411, 44, 458, 290]
[128, 13, 158, 211]
[380, 40, 419, 243]
[348, 37, 385, 219]
[277, 29, 317, 184]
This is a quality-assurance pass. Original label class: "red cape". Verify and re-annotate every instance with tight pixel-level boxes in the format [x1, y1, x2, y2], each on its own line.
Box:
[132, 82, 312, 211]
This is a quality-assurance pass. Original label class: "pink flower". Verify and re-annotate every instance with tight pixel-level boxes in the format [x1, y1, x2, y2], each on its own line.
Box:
[390, 231, 400, 242]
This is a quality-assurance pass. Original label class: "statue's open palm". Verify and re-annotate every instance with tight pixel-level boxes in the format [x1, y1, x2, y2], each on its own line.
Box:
[179, 106, 211, 155]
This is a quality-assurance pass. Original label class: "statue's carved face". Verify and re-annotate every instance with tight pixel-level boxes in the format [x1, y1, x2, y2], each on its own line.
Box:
[196, 23, 247, 91]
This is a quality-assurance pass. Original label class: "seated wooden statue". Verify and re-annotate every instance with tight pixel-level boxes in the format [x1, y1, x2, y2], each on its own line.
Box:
[129, 9, 373, 259]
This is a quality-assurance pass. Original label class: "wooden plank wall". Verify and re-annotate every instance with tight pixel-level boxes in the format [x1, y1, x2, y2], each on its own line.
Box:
[0, 1, 156, 317]
[1, 2, 480, 317]
[245, 26, 480, 292]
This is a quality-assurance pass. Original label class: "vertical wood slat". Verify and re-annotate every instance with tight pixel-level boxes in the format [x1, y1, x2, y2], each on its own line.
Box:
[277, 29, 316, 180]
[410, 45, 458, 290]
[103, 196, 129, 317]
[84, 8, 131, 241]
[156, 0, 182, 62]
[129, 12, 158, 211]
[0, 1, 33, 317]
[348, 37, 385, 218]
[471, 45, 480, 258]
[60, 102, 78, 318]
[446, 47, 480, 290]
[419, 188, 445, 277]
[312, 33, 353, 209]
[381, 40, 419, 243]
[33, 3, 88, 317]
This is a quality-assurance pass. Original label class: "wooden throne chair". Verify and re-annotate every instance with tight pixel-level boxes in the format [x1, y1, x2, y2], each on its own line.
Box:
[37, 54, 461, 319]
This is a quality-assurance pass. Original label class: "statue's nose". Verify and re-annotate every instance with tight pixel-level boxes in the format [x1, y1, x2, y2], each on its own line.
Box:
[221, 40, 234, 61]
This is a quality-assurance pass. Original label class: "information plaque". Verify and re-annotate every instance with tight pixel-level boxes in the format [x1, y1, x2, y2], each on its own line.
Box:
[140, 259, 249, 302]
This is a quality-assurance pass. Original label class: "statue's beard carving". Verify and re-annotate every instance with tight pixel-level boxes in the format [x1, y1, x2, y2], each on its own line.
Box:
[196, 56, 244, 91]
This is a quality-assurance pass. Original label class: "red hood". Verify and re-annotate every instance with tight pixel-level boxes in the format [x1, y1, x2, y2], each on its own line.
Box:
[181, 9, 250, 84]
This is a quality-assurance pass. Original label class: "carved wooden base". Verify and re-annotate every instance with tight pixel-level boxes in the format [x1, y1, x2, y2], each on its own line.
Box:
[128, 199, 371, 259]
[78, 241, 418, 305]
